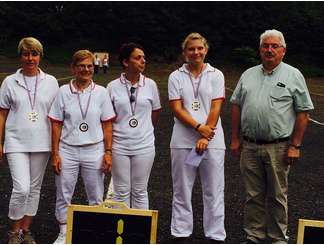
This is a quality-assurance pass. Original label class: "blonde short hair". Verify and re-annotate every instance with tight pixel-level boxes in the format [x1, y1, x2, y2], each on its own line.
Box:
[18, 37, 43, 56]
[181, 32, 209, 51]
[71, 50, 95, 66]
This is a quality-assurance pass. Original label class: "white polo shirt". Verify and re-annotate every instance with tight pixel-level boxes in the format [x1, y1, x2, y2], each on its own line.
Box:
[49, 80, 116, 146]
[168, 63, 226, 149]
[0, 68, 59, 153]
[107, 73, 162, 155]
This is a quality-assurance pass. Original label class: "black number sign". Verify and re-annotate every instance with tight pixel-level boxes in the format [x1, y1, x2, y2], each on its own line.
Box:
[66, 203, 158, 244]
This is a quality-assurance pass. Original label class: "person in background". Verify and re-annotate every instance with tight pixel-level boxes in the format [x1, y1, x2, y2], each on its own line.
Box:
[168, 32, 226, 243]
[0, 37, 59, 244]
[107, 43, 161, 209]
[230, 29, 314, 244]
[94, 54, 100, 74]
[49, 50, 115, 244]
[102, 54, 109, 74]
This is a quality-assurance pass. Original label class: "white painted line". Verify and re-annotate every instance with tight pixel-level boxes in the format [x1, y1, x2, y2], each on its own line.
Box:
[57, 76, 74, 81]
[309, 118, 324, 126]
[310, 92, 324, 97]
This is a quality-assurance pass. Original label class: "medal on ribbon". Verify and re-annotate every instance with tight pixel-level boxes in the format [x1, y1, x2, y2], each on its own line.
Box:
[23, 72, 39, 122]
[76, 80, 93, 132]
[188, 64, 205, 111]
[122, 74, 145, 128]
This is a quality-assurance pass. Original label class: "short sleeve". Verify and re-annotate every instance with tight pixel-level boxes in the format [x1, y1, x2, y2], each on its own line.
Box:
[48, 89, 65, 122]
[101, 91, 116, 121]
[0, 78, 12, 109]
[230, 74, 244, 105]
[211, 71, 225, 100]
[291, 70, 314, 112]
[168, 72, 181, 101]
[151, 81, 162, 111]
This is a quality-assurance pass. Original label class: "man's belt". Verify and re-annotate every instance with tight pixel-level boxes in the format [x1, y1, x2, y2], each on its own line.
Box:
[243, 136, 289, 145]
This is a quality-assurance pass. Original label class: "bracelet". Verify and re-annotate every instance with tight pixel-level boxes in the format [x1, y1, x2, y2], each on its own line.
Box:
[105, 149, 112, 153]
[289, 143, 301, 149]
[195, 124, 201, 131]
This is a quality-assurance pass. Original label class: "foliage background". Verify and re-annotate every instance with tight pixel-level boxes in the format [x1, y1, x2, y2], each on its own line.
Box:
[1, 1, 324, 75]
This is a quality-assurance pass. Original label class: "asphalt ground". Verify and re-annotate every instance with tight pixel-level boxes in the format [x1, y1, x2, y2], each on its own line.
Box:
[0, 65, 323, 243]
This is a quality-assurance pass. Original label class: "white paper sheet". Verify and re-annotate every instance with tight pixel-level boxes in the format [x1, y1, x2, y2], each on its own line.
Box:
[184, 148, 207, 167]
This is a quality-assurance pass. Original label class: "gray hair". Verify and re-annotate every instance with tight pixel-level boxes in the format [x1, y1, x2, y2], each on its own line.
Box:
[260, 29, 286, 48]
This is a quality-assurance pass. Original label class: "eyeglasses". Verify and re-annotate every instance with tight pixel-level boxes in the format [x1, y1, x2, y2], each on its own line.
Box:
[130, 87, 136, 103]
[261, 43, 284, 49]
[76, 64, 94, 70]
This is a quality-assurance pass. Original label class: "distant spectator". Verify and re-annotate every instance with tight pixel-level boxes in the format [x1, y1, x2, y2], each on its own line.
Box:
[230, 29, 314, 243]
[0, 37, 59, 244]
[94, 54, 100, 74]
[102, 54, 109, 74]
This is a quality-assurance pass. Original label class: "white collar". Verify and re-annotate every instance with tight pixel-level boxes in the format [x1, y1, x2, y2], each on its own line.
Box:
[119, 73, 145, 87]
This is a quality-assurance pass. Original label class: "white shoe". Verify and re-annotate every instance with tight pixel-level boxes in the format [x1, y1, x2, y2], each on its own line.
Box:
[53, 232, 66, 244]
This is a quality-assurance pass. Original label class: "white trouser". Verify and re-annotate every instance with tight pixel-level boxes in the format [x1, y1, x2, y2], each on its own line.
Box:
[55, 142, 105, 224]
[171, 149, 226, 241]
[7, 152, 50, 220]
[112, 150, 155, 209]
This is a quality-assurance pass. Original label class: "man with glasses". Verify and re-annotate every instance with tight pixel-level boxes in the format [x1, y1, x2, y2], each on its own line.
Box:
[230, 29, 313, 243]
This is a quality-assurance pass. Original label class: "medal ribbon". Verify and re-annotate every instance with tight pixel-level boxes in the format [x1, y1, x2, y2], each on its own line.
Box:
[22, 72, 39, 112]
[76, 81, 93, 120]
[187, 64, 205, 100]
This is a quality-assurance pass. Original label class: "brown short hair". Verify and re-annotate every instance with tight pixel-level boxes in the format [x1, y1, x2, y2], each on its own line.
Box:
[71, 50, 95, 66]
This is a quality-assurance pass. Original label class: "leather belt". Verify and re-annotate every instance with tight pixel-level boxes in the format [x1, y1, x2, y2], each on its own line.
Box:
[243, 136, 289, 145]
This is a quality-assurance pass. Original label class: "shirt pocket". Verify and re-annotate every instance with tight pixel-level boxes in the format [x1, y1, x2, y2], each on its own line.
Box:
[269, 85, 291, 101]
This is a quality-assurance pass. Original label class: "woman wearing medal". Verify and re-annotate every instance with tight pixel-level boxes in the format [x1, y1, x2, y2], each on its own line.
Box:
[0, 37, 59, 243]
[48, 50, 116, 244]
[107, 43, 161, 209]
[168, 33, 226, 242]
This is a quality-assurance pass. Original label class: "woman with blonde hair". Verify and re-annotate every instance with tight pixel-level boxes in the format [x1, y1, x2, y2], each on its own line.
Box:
[0, 37, 59, 243]
[49, 50, 115, 243]
[168, 33, 226, 243]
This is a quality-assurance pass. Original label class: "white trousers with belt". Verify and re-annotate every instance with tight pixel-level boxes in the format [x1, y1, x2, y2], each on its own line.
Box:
[55, 141, 105, 224]
[112, 150, 155, 209]
[7, 152, 50, 220]
[171, 148, 226, 241]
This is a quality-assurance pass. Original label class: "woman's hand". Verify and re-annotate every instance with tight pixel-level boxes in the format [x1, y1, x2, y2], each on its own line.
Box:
[197, 124, 215, 140]
[102, 152, 112, 174]
[52, 152, 62, 175]
[196, 138, 209, 155]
